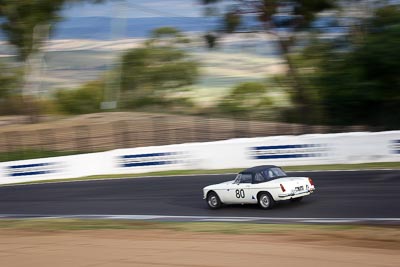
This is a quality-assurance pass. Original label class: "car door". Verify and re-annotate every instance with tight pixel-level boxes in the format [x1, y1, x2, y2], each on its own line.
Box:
[228, 173, 253, 204]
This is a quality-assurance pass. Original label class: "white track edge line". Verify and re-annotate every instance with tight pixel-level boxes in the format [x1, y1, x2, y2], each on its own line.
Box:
[0, 214, 399, 222]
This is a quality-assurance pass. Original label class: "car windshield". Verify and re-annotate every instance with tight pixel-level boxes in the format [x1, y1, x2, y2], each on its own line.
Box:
[233, 173, 252, 184]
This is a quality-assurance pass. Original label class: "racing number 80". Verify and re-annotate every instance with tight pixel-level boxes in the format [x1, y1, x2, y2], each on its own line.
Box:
[235, 189, 245, 198]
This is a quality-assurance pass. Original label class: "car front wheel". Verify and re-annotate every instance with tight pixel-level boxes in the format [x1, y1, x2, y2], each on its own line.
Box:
[258, 192, 275, 209]
[207, 191, 222, 209]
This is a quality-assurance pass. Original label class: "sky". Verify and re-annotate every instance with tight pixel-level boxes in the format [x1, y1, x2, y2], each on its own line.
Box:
[62, 0, 232, 18]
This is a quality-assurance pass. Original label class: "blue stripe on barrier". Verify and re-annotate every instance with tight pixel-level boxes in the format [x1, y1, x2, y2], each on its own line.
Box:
[9, 171, 51, 177]
[254, 153, 322, 159]
[8, 163, 51, 169]
[392, 140, 400, 154]
[119, 152, 179, 168]
[122, 161, 171, 168]
[253, 144, 322, 150]
[250, 144, 328, 160]
[121, 153, 170, 159]
[253, 144, 305, 150]
[6, 162, 58, 177]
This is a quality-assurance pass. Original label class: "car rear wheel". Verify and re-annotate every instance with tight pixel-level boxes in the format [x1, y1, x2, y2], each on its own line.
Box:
[258, 192, 275, 209]
[207, 191, 222, 209]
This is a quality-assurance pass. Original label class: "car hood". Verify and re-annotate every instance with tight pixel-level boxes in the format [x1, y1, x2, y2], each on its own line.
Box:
[203, 180, 235, 190]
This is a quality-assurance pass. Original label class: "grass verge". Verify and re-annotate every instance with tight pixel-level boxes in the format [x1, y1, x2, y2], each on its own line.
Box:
[0, 218, 385, 232]
[0, 150, 85, 162]
[0, 219, 399, 250]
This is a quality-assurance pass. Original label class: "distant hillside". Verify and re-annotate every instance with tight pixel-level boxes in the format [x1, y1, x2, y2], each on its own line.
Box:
[0, 16, 263, 40]
[53, 16, 224, 40]
[0, 17, 220, 41]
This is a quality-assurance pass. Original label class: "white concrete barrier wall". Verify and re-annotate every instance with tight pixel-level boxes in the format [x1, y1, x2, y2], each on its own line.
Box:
[0, 131, 399, 184]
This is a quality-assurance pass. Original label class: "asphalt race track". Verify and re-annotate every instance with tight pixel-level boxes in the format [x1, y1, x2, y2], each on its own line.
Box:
[0, 170, 399, 221]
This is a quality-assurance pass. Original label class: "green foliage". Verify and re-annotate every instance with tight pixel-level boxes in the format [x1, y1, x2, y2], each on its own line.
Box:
[0, 62, 21, 98]
[114, 28, 199, 111]
[0, 0, 62, 61]
[0, 0, 105, 119]
[0, 0, 103, 61]
[120, 46, 198, 94]
[321, 32, 400, 127]
[151, 27, 181, 38]
[55, 81, 103, 114]
[148, 27, 191, 47]
[0, 61, 24, 115]
[119, 27, 198, 109]
[294, 7, 400, 128]
[224, 11, 241, 33]
[295, 0, 336, 26]
[201, 0, 337, 125]
[202, 0, 336, 32]
[373, 5, 400, 27]
[0, 95, 25, 115]
[218, 82, 273, 117]
[0, 149, 83, 162]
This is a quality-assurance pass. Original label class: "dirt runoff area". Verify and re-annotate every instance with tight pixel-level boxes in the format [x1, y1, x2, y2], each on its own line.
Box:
[0, 228, 399, 267]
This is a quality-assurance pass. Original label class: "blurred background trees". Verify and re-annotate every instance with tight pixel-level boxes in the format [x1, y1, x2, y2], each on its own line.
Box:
[201, 0, 337, 124]
[0, 0, 64, 61]
[55, 80, 103, 114]
[218, 82, 273, 118]
[53, 26, 199, 114]
[118, 27, 199, 110]
[202, 0, 400, 129]
[293, 5, 400, 128]
[0, 0, 399, 129]
[0, 0, 104, 60]
[0, 62, 23, 115]
[0, 0, 103, 120]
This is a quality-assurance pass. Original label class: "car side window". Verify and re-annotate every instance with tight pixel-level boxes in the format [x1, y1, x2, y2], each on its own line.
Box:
[261, 170, 275, 180]
[239, 174, 252, 184]
[268, 170, 275, 178]
[254, 173, 265, 184]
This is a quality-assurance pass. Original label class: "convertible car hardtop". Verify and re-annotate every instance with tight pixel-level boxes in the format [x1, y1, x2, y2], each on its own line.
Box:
[238, 165, 289, 182]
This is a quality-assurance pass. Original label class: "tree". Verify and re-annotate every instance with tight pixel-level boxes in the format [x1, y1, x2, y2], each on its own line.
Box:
[0, 62, 20, 98]
[0, 61, 23, 115]
[0, 0, 60, 61]
[119, 28, 199, 108]
[201, 0, 337, 124]
[296, 6, 400, 129]
[0, 0, 103, 119]
[218, 82, 273, 118]
[121, 47, 198, 91]
[55, 80, 103, 114]
[0, 0, 103, 61]
[147, 26, 191, 47]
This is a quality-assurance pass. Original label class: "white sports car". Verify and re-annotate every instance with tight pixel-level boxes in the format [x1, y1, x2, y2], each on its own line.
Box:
[203, 165, 315, 209]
